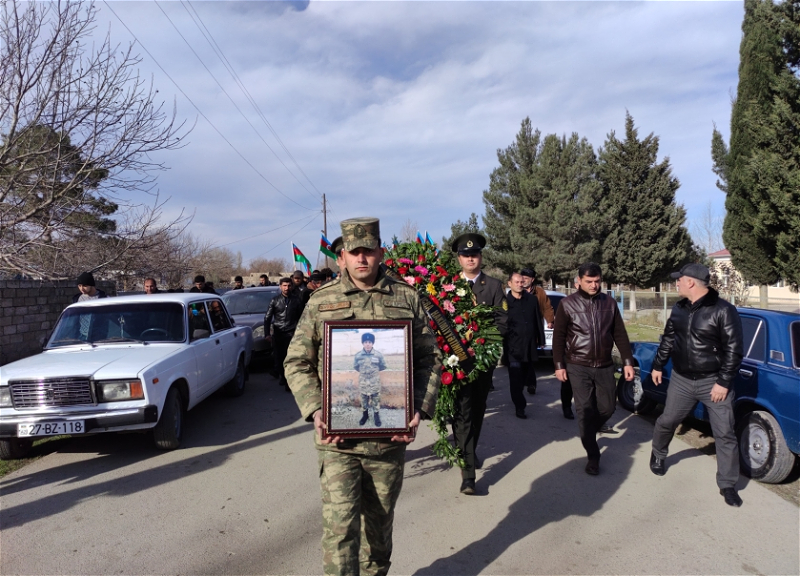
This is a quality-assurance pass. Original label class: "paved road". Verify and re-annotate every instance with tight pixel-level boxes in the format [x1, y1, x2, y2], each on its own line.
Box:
[1, 366, 798, 575]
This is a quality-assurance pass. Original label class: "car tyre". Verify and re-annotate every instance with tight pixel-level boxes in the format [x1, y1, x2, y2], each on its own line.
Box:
[153, 387, 184, 450]
[225, 357, 246, 397]
[737, 410, 796, 484]
[617, 367, 657, 414]
[0, 438, 34, 460]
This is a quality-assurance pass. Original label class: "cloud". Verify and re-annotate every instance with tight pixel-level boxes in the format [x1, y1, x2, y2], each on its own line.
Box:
[101, 0, 743, 265]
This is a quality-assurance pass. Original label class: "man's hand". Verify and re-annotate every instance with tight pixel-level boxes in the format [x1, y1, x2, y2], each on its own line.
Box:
[652, 370, 663, 385]
[710, 384, 729, 403]
[555, 368, 568, 382]
[547, 322, 553, 329]
[623, 365, 635, 382]
[391, 411, 421, 443]
[313, 409, 342, 444]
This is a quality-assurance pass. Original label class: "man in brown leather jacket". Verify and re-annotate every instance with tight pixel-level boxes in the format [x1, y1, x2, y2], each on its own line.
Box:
[552, 262, 635, 475]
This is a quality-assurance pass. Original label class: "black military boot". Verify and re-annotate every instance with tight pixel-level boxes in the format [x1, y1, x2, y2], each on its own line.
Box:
[359, 410, 369, 426]
[373, 411, 382, 427]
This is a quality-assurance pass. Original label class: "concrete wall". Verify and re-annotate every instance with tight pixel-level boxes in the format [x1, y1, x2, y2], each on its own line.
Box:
[0, 280, 117, 366]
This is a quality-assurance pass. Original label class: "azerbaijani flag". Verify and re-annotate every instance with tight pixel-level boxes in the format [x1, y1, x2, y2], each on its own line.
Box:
[415, 231, 424, 244]
[292, 243, 311, 274]
[425, 231, 434, 246]
[320, 233, 336, 260]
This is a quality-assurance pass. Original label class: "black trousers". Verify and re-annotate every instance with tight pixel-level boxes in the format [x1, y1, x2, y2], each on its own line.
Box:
[561, 380, 573, 409]
[508, 361, 530, 412]
[566, 363, 616, 461]
[273, 331, 293, 386]
[451, 368, 494, 480]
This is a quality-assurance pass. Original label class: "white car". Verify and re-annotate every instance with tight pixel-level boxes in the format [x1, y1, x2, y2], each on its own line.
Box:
[540, 290, 567, 358]
[0, 293, 252, 459]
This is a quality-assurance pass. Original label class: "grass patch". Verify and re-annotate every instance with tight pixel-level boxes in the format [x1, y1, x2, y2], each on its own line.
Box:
[624, 322, 662, 343]
[0, 436, 72, 478]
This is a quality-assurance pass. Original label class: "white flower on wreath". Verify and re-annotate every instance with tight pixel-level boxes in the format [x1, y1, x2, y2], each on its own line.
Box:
[456, 288, 467, 297]
[447, 355, 459, 367]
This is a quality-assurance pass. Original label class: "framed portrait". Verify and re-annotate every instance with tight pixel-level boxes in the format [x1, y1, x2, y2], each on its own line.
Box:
[321, 319, 414, 440]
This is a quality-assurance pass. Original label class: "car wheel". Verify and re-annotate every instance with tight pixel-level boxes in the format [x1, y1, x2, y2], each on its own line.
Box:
[153, 387, 184, 450]
[0, 438, 34, 460]
[617, 368, 657, 414]
[737, 410, 796, 484]
[225, 357, 246, 397]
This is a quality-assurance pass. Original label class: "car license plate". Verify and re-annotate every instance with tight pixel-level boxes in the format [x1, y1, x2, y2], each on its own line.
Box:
[545, 331, 553, 346]
[17, 421, 84, 437]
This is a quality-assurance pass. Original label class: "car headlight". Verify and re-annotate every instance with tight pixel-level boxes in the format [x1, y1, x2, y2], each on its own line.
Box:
[0, 387, 11, 407]
[252, 325, 265, 339]
[96, 379, 145, 402]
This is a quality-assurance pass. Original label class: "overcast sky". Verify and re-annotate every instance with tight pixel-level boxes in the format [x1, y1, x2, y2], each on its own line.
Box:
[100, 0, 743, 268]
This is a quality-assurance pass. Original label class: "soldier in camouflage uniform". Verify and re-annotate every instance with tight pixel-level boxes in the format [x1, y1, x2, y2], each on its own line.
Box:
[284, 217, 441, 576]
[353, 332, 387, 427]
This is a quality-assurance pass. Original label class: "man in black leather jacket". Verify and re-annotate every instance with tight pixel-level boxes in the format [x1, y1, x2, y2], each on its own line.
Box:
[265, 277, 304, 390]
[552, 262, 635, 475]
[649, 263, 744, 507]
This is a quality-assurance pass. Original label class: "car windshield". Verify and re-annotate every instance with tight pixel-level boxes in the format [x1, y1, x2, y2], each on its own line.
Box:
[222, 290, 278, 315]
[49, 302, 185, 346]
[549, 295, 565, 313]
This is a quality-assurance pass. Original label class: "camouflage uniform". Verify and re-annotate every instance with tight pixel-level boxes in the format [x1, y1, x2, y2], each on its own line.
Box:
[354, 346, 386, 413]
[284, 217, 441, 576]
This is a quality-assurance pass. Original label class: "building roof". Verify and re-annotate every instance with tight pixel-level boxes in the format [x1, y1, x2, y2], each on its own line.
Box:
[709, 249, 731, 258]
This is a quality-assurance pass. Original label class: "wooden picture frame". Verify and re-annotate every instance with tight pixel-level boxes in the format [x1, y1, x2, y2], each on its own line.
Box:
[321, 320, 414, 439]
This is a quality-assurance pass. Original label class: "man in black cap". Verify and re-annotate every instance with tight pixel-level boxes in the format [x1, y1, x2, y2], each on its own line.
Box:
[450, 232, 507, 495]
[73, 272, 108, 303]
[189, 274, 216, 294]
[649, 263, 744, 507]
[518, 267, 554, 395]
[232, 275, 245, 290]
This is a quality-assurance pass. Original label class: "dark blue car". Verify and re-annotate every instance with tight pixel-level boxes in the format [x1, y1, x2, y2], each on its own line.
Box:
[617, 307, 800, 484]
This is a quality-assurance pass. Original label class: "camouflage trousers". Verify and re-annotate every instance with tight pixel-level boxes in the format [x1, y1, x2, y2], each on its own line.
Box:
[317, 445, 406, 576]
[360, 393, 381, 412]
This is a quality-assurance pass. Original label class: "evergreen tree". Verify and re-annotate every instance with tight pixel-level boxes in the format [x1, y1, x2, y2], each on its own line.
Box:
[713, 0, 800, 291]
[442, 213, 482, 250]
[598, 113, 693, 288]
[482, 118, 542, 273]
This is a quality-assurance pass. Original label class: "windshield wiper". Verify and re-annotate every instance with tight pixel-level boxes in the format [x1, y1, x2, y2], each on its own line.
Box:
[91, 337, 147, 345]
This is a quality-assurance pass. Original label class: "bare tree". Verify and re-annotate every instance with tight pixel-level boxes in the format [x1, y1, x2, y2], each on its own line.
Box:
[0, 0, 190, 279]
[247, 257, 290, 276]
[399, 218, 419, 243]
[690, 201, 724, 255]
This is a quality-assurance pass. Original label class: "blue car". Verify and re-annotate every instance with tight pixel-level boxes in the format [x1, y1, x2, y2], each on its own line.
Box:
[617, 307, 800, 484]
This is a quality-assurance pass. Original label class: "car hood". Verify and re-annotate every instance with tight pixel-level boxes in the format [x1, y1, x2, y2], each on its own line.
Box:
[231, 314, 264, 328]
[0, 345, 185, 384]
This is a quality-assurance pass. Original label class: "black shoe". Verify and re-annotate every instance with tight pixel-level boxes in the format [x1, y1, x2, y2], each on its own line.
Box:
[720, 487, 742, 507]
[585, 459, 600, 475]
[598, 425, 618, 435]
[650, 452, 666, 476]
[373, 412, 381, 427]
[527, 384, 537, 395]
[515, 409, 527, 419]
[460, 479, 476, 495]
[358, 411, 369, 426]
[489, 384, 496, 391]
[563, 408, 575, 420]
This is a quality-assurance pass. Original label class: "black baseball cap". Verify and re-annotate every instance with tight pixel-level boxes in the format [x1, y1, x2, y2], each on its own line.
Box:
[670, 263, 710, 283]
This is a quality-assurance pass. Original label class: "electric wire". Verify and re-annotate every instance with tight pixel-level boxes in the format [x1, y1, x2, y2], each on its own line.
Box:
[155, 0, 319, 202]
[252, 213, 320, 260]
[182, 0, 324, 199]
[102, 0, 317, 213]
[213, 214, 317, 249]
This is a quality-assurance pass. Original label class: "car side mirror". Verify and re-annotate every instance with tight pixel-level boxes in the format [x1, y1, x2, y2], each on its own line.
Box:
[39, 335, 49, 349]
[192, 329, 211, 340]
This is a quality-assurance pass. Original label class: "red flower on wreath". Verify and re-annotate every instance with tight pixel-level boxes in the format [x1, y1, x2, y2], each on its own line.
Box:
[385, 258, 394, 267]
[398, 266, 408, 275]
[477, 338, 485, 345]
[417, 254, 425, 263]
[430, 295, 440, 306]
[454, 316, 464, 325]
[441, 372, 454, 386]
[456, 371, 466, 380]
[443, 344, 451, 353]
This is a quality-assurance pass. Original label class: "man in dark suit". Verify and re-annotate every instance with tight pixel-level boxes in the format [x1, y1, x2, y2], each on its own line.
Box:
[450, 233, 507, 495]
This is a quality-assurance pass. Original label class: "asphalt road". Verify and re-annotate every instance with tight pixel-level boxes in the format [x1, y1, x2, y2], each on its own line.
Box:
[1, 366, 798, 575]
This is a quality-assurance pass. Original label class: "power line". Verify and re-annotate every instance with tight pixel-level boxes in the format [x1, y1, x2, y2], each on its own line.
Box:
[182, 0, 324, 199]
[155, 0, 320, 202]
[213, 214, 317, 249]
[101, 0, 317, 212]
[252, 213, 320, 260]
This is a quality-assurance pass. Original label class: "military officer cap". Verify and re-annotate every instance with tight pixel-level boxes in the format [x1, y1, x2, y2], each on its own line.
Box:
[331, 236, 343, 255]
[341, 217, 380, 252]
[451, 232, 486, 256]
[362, 332, 375, 343]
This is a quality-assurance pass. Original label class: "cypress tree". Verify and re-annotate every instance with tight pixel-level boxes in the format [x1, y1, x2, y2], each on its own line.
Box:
[598, 113, 693, 288]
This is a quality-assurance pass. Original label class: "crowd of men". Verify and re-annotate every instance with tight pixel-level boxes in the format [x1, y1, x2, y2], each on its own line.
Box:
[70, 217, 744, 576]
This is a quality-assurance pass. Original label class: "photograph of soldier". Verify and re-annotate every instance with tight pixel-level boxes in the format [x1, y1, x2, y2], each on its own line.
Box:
[354, 332, 387, 426]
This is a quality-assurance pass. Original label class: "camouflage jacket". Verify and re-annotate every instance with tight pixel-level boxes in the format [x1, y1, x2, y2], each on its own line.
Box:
[353, 348, 386, 393]
[284, 268, 442, 433]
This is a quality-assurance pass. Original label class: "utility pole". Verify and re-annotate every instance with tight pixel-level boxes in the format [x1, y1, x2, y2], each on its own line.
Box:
[323, 194, 329, 268]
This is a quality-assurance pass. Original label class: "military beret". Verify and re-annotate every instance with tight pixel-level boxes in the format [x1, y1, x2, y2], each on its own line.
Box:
[451, 233, 486, 255]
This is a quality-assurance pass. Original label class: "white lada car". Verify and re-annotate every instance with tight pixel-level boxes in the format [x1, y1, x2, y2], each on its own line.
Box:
[0, 293, 252, 459]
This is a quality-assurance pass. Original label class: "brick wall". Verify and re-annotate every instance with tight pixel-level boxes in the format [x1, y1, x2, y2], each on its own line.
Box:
[0, 280, 117, 366]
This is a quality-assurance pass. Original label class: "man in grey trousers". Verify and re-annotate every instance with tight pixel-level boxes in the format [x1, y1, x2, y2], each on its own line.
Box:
[649, 263, 744, 507]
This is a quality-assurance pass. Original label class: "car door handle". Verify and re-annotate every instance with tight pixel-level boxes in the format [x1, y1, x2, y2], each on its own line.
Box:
[739, 369, 753, 378]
